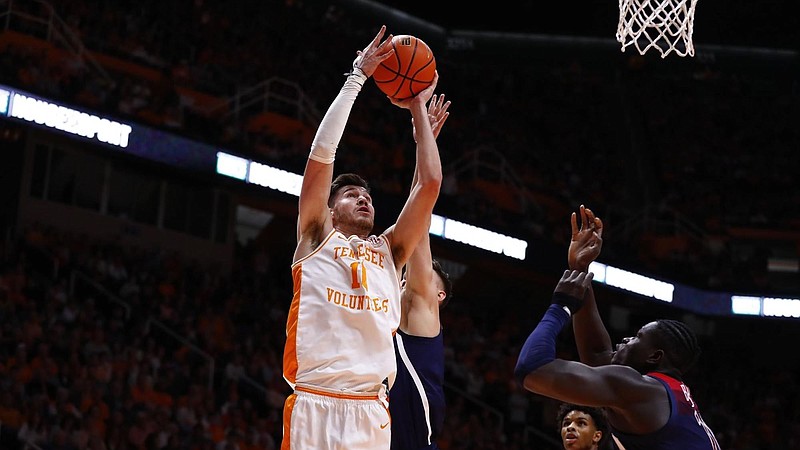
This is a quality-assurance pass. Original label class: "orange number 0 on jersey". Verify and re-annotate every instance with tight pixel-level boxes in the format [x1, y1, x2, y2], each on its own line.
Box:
[350, 261, 368, 289]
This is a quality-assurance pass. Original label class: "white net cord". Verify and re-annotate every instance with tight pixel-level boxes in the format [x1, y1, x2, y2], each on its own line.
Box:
[617, 0, 699, 58]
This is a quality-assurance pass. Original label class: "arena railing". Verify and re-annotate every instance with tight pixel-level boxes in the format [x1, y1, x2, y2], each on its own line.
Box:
[0, 0, 112, 85]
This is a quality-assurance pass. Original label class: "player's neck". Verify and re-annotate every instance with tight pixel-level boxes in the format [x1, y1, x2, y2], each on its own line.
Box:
[336, 225, 371, 239]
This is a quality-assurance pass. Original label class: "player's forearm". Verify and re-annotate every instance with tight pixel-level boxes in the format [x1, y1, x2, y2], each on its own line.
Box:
[410, 104, 442, 191]
[573, 287, 614, 366]
[515, 304, 571, 383]
[308, 69, 367, 164]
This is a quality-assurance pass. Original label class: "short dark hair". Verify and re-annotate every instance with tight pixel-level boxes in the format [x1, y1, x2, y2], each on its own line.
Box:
[653, 319, 702, 375]
[556, 403, 613, 450]
[432, 259, 453, 309]
[329, 173, 370, 207]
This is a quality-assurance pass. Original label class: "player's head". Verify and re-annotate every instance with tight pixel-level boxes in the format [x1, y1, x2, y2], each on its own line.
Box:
[432, 258, 452, 309]
[611, 319, 701, 377]
[399, 258, 452, 309]
[329, 173, 373, 236]
[329, 173, 371, 204]
[556, 403, 611, 450]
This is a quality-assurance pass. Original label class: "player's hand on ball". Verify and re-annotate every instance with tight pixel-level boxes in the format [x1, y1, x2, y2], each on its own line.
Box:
[353, 25, 395, 77]
[390, 71, 439, 110]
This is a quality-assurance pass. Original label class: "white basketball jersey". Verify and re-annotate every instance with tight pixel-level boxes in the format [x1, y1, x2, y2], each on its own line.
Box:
[284, 229, 401, 393]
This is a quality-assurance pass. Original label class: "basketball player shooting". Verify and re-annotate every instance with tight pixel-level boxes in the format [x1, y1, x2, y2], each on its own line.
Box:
[281, 25, 445, 450]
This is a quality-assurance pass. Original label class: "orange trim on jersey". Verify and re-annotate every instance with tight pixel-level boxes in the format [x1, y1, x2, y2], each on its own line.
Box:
[291, 228, 338, 267]
[292, 229, 394, 267]
[281, 393, 297, 450]
[282, 264, 302, 385]
[295, 385, 380, 400]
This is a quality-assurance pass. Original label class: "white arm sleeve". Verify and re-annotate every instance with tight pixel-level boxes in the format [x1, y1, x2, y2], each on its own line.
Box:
[309, 68, 368, 164]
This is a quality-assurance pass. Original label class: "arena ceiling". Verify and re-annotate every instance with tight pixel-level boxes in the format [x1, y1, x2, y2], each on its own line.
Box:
[366, 0, 799, 51]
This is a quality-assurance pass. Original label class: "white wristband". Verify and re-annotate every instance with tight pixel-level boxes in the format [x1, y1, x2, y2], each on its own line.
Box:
[309, 68, 367, 164]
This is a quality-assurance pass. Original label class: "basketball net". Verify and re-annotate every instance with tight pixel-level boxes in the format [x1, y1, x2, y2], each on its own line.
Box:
[617, 0, 698, 58]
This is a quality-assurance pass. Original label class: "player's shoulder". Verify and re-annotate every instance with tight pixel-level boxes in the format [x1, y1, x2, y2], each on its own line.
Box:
[379, 224, 396, 239]
[598, 364, 664, 390]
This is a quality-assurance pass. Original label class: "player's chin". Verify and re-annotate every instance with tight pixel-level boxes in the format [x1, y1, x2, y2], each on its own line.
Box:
[355, 217, 374, 233]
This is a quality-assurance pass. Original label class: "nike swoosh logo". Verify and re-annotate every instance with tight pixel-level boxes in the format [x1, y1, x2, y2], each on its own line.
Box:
[380, 422, 389, 429]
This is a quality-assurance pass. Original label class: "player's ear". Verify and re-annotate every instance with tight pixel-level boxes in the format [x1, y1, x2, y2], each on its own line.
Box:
[647, 349, 665, 365]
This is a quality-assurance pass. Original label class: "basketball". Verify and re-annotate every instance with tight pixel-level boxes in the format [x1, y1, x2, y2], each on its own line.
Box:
[373, 35, 436, 101]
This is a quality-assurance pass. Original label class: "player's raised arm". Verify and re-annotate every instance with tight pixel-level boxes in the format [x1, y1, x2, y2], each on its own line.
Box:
[401, 94, 450, 337]
[384, 72, 443, 268]
[295, 25, 394, 252]
[568, 205, 614, 366]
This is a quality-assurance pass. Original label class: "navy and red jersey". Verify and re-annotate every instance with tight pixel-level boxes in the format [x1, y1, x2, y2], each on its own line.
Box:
[613, 372, 721, 450]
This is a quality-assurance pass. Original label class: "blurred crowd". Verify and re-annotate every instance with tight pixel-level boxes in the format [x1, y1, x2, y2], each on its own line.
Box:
[2, 215, 798, 450]
[0, 225, 291, 450]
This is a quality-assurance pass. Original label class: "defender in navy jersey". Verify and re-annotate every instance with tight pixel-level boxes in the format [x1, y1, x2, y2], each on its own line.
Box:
[389, 94, 452, 450]
[392, 327, 447, 449]
[514, 206, 720, 450]
[391, 249, 452, 450]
